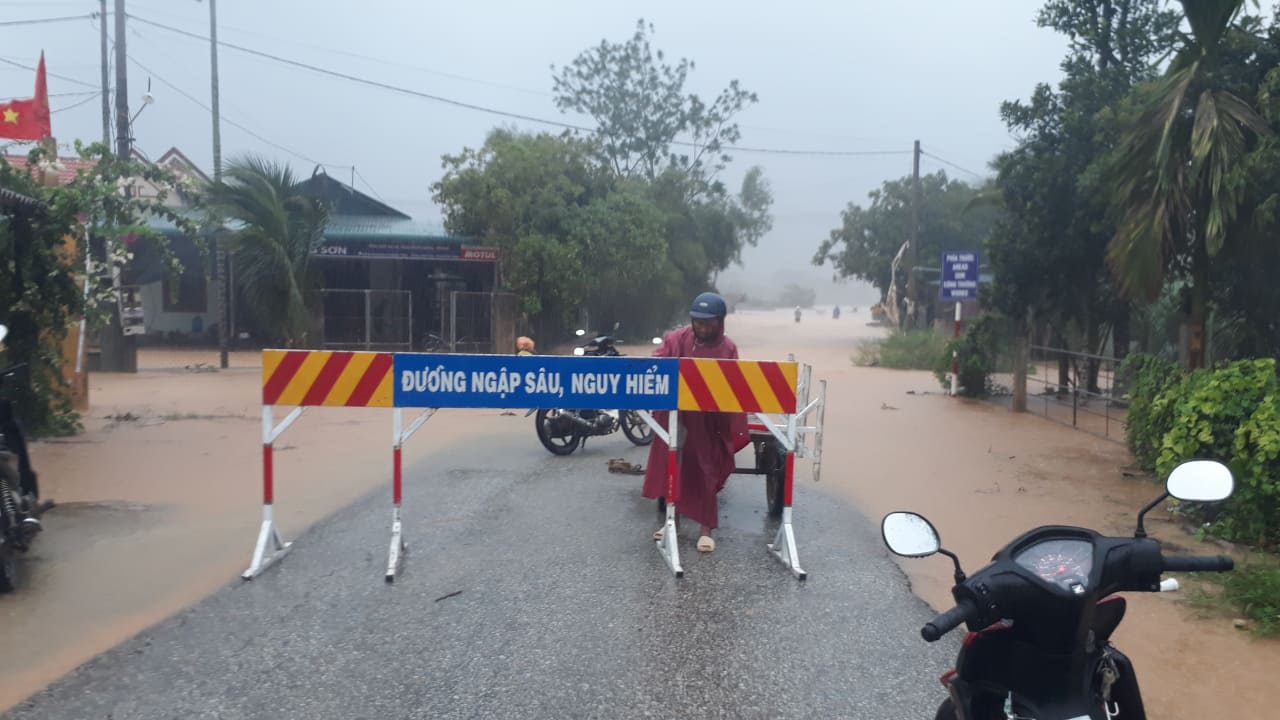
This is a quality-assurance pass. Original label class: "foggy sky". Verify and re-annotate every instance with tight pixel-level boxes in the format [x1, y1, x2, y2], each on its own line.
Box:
[2, 1, 1076, 303]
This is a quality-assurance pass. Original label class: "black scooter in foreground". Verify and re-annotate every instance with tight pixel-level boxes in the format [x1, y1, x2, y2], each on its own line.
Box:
[882, 459, 1236, 720]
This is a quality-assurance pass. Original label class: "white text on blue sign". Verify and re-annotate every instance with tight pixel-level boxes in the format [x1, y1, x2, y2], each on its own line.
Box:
[392, 354, 680, 409]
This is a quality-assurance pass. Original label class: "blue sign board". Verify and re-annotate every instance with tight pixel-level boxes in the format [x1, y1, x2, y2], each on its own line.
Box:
[940, 251, 980, 300]
[393, 354, 681, 410]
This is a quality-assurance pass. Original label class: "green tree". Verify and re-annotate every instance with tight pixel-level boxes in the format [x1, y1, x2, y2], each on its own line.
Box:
[210, 156, 328, 348]
[0, 142, 196, 434]
[777, 283, 816, 309]
[1108, 0, 1271, 368]
[1197, 8, 1280, 360]
[730, 166, 773, 264]
[434, 128, 769, 339]
[433, 129, 610, 337]
[552, 18, 757, 183]
[565, 182, 672, 332]
[984, 0, 1178, 393]
[813, 171, 996, 305]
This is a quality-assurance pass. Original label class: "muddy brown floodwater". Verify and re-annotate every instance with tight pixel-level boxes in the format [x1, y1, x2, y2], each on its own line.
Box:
[1, 350, 521, 711]
[3, 317, 1277, 718]
[734, 306, 1279, 720]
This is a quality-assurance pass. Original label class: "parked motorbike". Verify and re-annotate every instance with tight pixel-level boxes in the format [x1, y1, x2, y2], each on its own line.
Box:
[881, 459, 1236, 720]
[0, 324, 53, 592]
[529, 324, 662, 456]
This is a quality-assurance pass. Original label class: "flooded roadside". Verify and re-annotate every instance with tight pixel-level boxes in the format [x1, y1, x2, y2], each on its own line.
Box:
[2, 350, 525, 711]
[730, 307, 1280, 720]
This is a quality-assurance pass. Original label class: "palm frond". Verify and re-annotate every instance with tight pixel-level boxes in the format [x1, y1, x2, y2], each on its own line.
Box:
[212, 154, 330, 346]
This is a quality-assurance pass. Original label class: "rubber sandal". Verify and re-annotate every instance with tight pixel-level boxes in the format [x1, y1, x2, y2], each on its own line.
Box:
[697, 535, 715, 553]
[653, 527, 665, 541]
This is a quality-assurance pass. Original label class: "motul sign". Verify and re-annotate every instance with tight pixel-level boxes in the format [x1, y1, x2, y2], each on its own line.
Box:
[461, 247, 499, 261]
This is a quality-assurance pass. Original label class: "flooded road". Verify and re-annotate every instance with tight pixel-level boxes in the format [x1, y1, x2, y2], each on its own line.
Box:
[7, 404, 952, 719]
[2, 353, 534, 711]
[3, 314, 1277, 718]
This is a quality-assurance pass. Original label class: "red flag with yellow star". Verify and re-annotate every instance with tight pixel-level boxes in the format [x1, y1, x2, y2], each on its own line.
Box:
[0, 52, 51, 141]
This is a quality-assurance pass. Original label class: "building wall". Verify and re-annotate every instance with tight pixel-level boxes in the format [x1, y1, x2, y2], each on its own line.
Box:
[139, 280, 214, 337]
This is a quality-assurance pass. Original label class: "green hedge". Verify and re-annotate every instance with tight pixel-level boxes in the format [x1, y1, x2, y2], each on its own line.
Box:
[934, 315, 1003, 397]
[1122, 355, 1280, 548]
[1119, 353, 1184, 469]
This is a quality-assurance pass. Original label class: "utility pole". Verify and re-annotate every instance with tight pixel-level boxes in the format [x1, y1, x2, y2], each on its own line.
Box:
[98, 0, 137, 372]
[113, 0, 129, 160]
[905, 139, 921, 330]
[99, 0, 110, 147]
[209, 0, 228, 369]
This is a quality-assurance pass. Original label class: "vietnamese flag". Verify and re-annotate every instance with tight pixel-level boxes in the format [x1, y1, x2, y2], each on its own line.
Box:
[0, 52, 51, 141]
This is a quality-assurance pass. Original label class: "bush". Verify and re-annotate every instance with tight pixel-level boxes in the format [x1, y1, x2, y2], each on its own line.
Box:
[934, 315, 1003, 397]
[1118, 353, 1185, 470]
[1152, 359, 1280, 548]
[1222, 563, 1280, 636]
[854, 330, 948, 369]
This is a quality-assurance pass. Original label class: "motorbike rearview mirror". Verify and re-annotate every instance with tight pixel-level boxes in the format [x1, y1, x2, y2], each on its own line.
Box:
[1166, 460, 1234, 503]
[881, 512, 941, 558]
[1136, 459, 1235, 538]
[573, 347, 585, 356]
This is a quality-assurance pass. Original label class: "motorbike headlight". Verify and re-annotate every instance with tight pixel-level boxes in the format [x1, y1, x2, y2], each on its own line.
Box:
[573, 347, 585, 356]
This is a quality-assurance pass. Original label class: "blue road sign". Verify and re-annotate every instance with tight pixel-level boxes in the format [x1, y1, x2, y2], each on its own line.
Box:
[393, 354, 681, 410]
[940, 251, 980, 300]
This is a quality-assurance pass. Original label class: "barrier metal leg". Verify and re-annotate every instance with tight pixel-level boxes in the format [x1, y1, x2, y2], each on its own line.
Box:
[243, 405, 302, 580]
[386, 505, 404, 584]
[766, 452, 807, 580]
[387, 409, 406, 583]
[655, 411, 683, 578]
[812, 379, 827, 483]
[386, 407, 435, 584]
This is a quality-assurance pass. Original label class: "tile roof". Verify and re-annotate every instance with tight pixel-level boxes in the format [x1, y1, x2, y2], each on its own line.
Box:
[1, 154, 98, 185]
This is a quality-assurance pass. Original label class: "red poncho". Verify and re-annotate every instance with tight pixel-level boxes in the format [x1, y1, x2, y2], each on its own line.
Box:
[641, 325, 750, 529]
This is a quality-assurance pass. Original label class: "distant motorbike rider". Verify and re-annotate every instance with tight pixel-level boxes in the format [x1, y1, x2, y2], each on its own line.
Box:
[516, 336, 536, 356]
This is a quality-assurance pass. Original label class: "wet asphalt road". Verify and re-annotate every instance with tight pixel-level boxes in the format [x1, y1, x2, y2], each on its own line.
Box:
[5, 428, 956, 719]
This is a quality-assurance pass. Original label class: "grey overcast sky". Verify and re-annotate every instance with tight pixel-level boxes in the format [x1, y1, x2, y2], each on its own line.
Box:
[2, 1, 1077, 303]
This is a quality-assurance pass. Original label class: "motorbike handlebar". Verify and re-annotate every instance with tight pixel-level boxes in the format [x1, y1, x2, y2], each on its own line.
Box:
[1162, 554, 1234, 573]
[921, 600, 977, 642]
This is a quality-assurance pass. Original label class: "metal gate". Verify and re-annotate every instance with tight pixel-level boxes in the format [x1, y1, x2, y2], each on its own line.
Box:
[448, 291, 491, 353]
[320, 289, 412, 351]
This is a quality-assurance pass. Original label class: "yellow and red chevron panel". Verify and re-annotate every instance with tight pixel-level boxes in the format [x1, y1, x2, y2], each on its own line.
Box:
[262, 350, 394, 407]
[677, 358, 798, 413]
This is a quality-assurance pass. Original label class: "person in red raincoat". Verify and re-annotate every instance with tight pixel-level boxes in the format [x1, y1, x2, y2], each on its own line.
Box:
[643, 292, 750, 553]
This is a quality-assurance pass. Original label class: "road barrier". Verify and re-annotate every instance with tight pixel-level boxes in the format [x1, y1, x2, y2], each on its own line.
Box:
[244, 350, 825, 583]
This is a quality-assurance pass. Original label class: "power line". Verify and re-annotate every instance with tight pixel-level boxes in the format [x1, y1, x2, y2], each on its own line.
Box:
[127, 13, 911, 158]
[921, 149, 985, 180]
[128, 14, 594, 131]
[127, 0, 552, 98]
[0, 13, 93, 27]
[0, 56, 99, 89]
[126, 53, 352, 172]
[353, 167, 387, 203]
[52, 92, 100, 114]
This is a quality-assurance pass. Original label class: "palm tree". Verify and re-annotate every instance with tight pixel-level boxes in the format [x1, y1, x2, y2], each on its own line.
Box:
[1108, 0, 1271, 368]
[210, 156, 328, 347]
